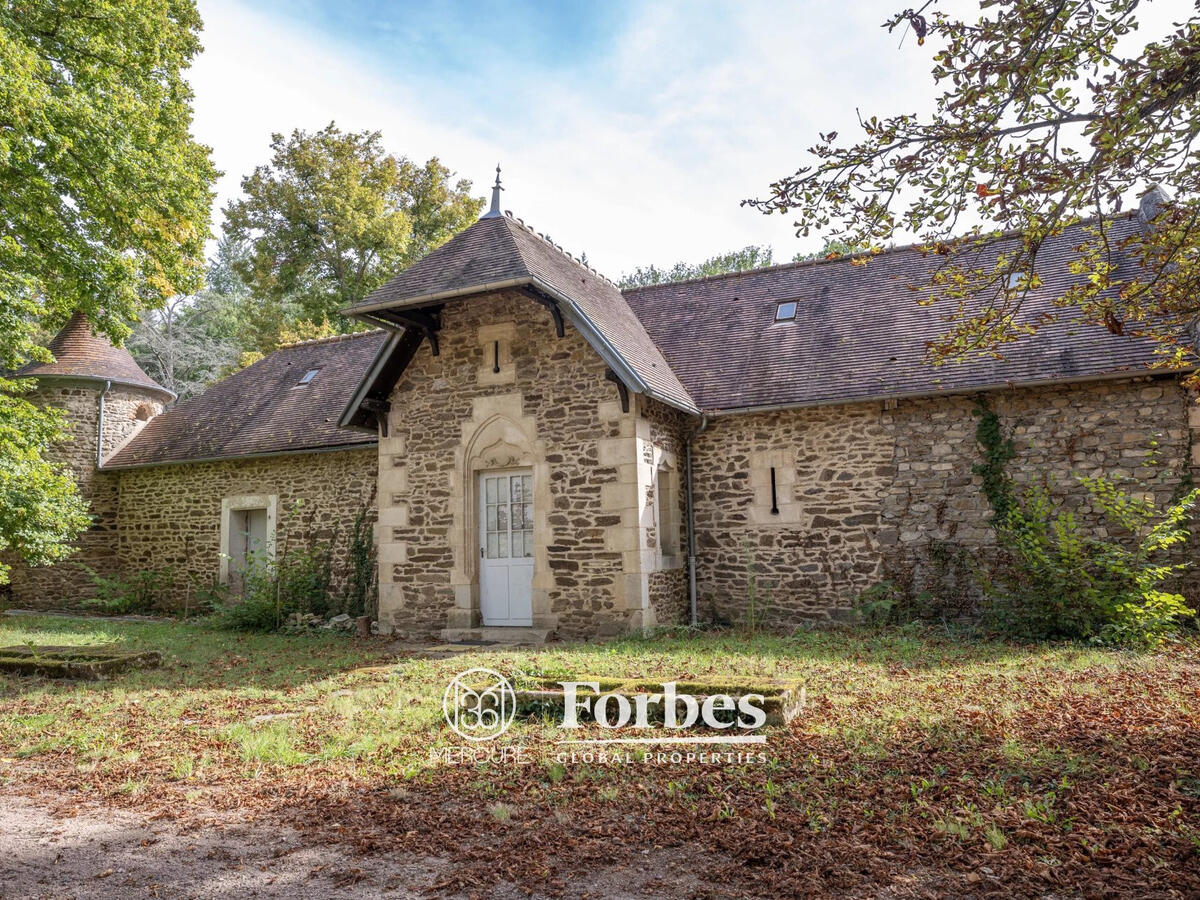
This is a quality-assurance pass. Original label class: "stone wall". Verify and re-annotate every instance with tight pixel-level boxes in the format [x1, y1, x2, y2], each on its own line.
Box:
[115, 448, 377, 610]
[880, 377, 1197, 609]
[6, 381, 166, 608]
[690, 402, 894, 624]
[378, 289, 670, 640]
[689, 375, 1197, 625]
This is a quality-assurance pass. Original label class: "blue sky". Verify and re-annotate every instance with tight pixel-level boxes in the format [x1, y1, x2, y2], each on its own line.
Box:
[187, 0, 1178, 277]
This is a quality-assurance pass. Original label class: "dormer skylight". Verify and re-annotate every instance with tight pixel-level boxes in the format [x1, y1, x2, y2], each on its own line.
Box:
[774, 300, 798, 322]
[297, 368, 321, 385]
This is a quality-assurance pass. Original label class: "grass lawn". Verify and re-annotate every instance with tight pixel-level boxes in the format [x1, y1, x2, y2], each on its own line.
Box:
[1, 615, 1198, 897]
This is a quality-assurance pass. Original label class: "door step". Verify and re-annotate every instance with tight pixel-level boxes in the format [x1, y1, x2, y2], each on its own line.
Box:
[440, 627, 551, 646]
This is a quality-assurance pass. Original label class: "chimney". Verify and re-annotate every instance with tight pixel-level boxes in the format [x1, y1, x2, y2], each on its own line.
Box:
[1138, 183, 1172, 229]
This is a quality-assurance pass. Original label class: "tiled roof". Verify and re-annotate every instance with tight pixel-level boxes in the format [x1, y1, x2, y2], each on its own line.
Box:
[624, 216, 1168, 412]
[18, 312, 173, 399]
[349, 214, 698, 413]
[104, 331, 387, 468]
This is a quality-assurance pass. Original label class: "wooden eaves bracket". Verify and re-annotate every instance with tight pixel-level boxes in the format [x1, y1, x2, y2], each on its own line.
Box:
[604, 369, 630, 413]
[386, 307, 443, 356]
[360, 397, 392, 437]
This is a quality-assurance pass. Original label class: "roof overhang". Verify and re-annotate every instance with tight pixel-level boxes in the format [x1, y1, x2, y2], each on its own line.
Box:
[700, 367, 1183, 417]
[101, 440, 377, 471]
[340, 277, 699, 424]
[15, 372, 177, 403]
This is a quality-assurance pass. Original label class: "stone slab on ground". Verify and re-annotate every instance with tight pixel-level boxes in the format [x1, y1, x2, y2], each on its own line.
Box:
[0, 645, 163, 680]
[2, 609, 172, 623]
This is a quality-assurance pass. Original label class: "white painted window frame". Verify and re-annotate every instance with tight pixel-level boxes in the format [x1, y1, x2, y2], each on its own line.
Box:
[218, 494, 278, 584]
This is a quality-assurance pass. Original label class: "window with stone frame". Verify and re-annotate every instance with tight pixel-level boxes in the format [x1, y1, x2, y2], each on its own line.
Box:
[656, 461, 680, 564]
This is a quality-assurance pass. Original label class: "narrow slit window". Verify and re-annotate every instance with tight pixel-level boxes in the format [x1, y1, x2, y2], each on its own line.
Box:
[297, 368, 321, 385]
[769, 466, 780, 515]
[492, 340, 501, 374]
[774, 301, 797, 321]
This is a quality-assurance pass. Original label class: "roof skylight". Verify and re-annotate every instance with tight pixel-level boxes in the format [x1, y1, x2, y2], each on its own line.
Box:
[297, 368, 321, 385]
[774, 301, 798, 322]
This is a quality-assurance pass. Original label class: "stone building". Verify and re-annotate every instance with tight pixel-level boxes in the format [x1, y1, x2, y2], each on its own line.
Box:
[8, 181, 1197, 640]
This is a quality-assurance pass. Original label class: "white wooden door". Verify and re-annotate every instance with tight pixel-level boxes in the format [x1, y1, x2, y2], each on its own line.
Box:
[229, 507, 267, 593]
[479, 470, 534, 626]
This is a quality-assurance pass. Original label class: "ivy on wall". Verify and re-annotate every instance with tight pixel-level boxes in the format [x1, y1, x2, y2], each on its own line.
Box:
[971, 395, 1016, 522]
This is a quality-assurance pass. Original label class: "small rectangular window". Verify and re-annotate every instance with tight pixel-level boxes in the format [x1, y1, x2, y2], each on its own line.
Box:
[297, 368, 321, 385]
[775, 301, 797, 321]
[656, 464, 680, 562]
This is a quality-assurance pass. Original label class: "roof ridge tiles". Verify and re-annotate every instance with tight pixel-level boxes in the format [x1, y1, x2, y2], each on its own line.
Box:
[503, 211, 618, 289]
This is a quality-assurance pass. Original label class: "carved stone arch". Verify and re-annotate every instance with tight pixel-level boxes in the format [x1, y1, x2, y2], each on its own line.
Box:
[459, 412, 537, 584]
[465, 413, 536, 472]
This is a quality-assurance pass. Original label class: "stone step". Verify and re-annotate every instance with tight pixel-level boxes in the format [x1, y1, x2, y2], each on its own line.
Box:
[439, 627, 551, 646]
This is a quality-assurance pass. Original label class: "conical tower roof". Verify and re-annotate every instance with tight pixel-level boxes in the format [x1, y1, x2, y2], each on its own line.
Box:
[17, 312, 174, 400]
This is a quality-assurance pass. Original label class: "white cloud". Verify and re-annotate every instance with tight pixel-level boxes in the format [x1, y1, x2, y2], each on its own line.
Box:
[188, 0, 1095, 278]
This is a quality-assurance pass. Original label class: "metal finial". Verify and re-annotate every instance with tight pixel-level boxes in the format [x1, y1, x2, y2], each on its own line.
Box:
[483, 164, 504, 218]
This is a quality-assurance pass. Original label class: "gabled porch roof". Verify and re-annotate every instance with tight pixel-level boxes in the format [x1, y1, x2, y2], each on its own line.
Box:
[341, 211, 698, 429]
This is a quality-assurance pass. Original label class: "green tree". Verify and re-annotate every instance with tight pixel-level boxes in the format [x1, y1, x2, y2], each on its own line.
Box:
[128, 238, 270, 398]
[0, 0, 216, 580]
[792, 237, 872, 263]
[223, 124, 483, 342]
[750, 2, 1200, 373]
[619, 245, 776, 289]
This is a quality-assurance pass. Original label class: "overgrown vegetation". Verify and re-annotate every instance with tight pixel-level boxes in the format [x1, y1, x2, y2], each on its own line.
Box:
[213, 542, 334, 633]
[1, 616, 1197, 897]
[975, 399, 1195, 645]
[77, 565, 176, 616]
[343, 497, 378, 620]
[211, 498, 377, 632]
[865, 399, 1199, 646]
[985, 475, 1198, 646]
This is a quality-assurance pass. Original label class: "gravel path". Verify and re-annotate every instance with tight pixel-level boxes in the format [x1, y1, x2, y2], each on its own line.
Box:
[0, 792, 702, 899]
[0, 794, 446, 899]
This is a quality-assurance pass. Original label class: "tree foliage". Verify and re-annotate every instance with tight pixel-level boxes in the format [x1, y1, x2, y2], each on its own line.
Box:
[223, 124, 483, 335]
[0, 0, 216, 579]
[619, 245, 776, 289]
[127, 238, 268, 398]
[619, 238, 877, 290]
[749, 1, 1200, 371]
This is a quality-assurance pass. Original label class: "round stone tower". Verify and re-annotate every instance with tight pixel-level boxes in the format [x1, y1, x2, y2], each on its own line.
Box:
[8, 312, 174, 608]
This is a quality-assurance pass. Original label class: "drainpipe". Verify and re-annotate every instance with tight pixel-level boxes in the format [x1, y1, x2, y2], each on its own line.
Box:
[97, 380, 111, 468]
[684, 414, 708, 626]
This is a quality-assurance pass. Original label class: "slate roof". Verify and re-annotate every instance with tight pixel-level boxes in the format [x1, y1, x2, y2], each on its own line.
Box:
[349, 214, 698, 413]
[104, 331, 387, 468]
[18, 312, 174, 400]
[624, 216, 1167, 412]
[96, 206, 1178, 468]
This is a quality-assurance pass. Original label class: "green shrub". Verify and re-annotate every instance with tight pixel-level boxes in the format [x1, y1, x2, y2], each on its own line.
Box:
[78, 565, 174, 615]
[213, 542, 334, 632]
[984, 476, 1198, 647]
